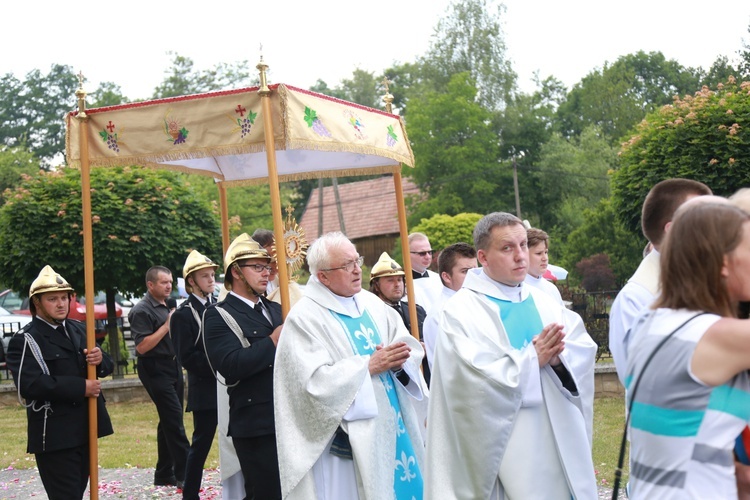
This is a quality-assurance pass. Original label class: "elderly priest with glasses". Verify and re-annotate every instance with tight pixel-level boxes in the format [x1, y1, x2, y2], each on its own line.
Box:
[274, 231, 429, 500]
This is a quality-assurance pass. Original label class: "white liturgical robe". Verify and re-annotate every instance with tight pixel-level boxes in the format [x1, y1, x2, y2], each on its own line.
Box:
[274, 278, 428, 500]
[425, 268, 597, 500]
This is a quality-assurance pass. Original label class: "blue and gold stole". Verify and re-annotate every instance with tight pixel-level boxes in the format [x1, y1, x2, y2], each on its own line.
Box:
[331, 309, 424, 500]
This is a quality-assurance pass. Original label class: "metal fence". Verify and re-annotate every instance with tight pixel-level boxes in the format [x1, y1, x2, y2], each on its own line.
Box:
[569, 289, 620, 361]
[0, 321, 27, 380]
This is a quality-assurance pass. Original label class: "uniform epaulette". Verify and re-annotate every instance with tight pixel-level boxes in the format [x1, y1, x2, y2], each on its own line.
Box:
[13, 323, 32, 337]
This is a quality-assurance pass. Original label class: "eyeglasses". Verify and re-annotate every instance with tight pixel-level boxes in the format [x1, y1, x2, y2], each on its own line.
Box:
[322, 256, 364, 273]
[237, 264, 273, 273]
[410, 250, 435, 257]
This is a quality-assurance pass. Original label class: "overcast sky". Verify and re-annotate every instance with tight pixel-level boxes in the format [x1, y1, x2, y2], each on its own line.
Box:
[2, 0, 749, 101]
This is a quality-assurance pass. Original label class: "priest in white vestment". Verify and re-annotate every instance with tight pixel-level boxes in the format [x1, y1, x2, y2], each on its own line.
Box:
[274, 232, 428, 500]
[425, 212, 597, 500]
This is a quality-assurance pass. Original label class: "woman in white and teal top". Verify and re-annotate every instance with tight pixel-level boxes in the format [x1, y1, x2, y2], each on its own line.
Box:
[625, 200, 750, 499]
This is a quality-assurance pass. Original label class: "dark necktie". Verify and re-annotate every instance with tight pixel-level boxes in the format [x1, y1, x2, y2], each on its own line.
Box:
[57, 325, 74, 348]
[254, 301, 264, 315]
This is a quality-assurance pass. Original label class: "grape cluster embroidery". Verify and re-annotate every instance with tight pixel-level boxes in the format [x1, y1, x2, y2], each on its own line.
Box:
[99, 121, 121, 153]
[233, 104, 257, 138]
[304, 106, 332, 137]
[386, 125, 398, 147]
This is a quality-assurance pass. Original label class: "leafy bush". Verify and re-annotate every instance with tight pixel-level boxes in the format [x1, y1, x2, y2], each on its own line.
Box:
[613, 76, 750, 233]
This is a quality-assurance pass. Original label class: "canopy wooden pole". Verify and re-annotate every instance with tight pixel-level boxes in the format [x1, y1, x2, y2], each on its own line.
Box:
[75, 81, 99, 500]
[257, 58, 291, 318]
[381, 80, 420, 343]
[218, 182, 230, 255]
[393, 172, 420, 343]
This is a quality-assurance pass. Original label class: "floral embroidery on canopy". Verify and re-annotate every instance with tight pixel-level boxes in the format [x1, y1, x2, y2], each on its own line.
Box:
[344, 109, 366, 140]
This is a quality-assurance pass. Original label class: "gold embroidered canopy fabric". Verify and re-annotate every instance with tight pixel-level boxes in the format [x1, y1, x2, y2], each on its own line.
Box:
[66, 84, 414, 184]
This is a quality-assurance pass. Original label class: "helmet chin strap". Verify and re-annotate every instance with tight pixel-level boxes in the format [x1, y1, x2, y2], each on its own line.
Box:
[34, 296, 70, 325]
[232, 263, 263, 297]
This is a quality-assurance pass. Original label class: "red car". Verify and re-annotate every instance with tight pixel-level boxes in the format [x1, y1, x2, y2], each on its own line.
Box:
[0, 289, 122, 341]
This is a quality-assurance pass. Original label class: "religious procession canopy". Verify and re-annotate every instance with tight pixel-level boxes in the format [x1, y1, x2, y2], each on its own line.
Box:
[65, 83, 414, 183]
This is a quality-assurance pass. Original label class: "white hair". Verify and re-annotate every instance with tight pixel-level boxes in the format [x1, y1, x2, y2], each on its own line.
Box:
[307, 232, 354, 275]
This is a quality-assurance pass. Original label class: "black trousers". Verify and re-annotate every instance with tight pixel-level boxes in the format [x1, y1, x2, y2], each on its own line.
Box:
[35, 444, 89, 500]
[232, 434, 282, 500]
[137, 356, 190, 483]
[182, 408, 218, 500]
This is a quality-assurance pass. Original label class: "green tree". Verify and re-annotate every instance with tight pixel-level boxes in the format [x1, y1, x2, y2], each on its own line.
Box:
[391, 212, 482, 264]
[381, 61, 429, 116]
[0, 65, 122, 165]
[500, 75, 567, 165]
[152, 52, 253, 99]
[527, 125, 614, 235]
[405, 72, 510, 224]
[556, 51, 702, 143]
[559, 199, 644, 286]
[183, 174, 300, 239]
[411, 213, 483, 250]
[337, 69, 382, 108]
[0, 144, 40, 204]
[612, 76, 750, 233]
[701, 55, 740, 89]
[0, 166, 221, 368]
[421, 0, 516, 110]
[89, 81, 128, 108]
[740, 22, 750, 78]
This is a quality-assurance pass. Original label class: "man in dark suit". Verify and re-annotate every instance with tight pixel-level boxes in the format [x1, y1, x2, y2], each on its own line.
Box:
[171, 250, 219, 500]
[6, 265, 113, 500]
[204, 233, 283, 500]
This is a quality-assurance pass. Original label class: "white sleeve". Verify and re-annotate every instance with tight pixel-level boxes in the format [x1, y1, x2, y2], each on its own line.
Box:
[519, 344, 543, 407]
[343, 368, 378, 421]
[609, 283, 654, 385]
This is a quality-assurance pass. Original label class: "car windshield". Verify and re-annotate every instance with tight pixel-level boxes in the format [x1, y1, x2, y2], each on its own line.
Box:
[77, 292, 108, 305]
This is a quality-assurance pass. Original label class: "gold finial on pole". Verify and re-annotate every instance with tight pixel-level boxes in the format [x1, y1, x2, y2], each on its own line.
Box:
[75, 71, 88, 119]
[381, 76, 394, 113]
[257, 45, 270, 96]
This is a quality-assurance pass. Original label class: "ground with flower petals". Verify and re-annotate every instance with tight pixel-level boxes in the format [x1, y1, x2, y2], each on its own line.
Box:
[0, 467, 223, 499]
[0, 466, 624, 499]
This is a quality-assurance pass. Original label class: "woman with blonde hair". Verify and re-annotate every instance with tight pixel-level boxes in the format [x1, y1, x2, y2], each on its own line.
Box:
[625, 201, 750, 499]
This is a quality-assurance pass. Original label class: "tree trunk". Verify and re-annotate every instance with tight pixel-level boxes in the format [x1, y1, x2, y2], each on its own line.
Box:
[106, 288, 123, 379]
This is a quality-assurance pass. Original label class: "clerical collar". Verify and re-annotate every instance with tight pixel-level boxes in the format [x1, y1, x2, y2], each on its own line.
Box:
[480, 269, 524, 302]
[412, 269, 428, 279]
[526, 273, 543, 283]
[329, 290, 361, 316]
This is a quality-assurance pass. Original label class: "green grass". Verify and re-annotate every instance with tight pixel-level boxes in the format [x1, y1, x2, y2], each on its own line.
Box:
[0, 395, 628, 484]
[0, 401, 220, 470]
[593, 396, 629, 487]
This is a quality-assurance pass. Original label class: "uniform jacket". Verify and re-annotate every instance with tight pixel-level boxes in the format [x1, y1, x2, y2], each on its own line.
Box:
[203, 293, 281, 439]
[170, 294, 217, 412]
[6, 317, 114, 454]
